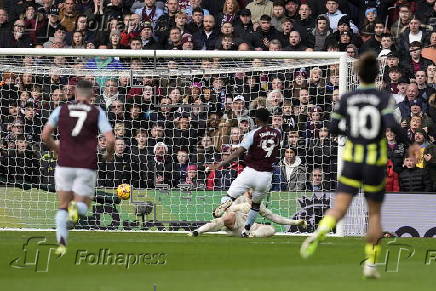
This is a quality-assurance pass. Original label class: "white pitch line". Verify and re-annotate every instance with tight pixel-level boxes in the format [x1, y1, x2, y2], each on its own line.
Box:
[247, 241, 334, 245]
[0, 228, 342, 238]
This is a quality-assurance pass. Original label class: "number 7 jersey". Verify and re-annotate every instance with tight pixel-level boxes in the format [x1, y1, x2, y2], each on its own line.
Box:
[239, 126, 282, 172]
[47, 101, 112, 170]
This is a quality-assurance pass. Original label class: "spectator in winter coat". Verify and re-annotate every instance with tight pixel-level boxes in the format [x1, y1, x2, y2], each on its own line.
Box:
[297, 3, 316, 32]
[386, 128, 407, 174]
[0, 136, 39, 185]
[398, 83, 427, 119]
[147, 141, 175, 187]
[173, 149, 189, 186]
[397, 18, 431, 59]
[390, 4, 412, 39]
[398, 155, 432, 192]
[324, 0, 358, 33]
[400, 41, 434, 78]
[271, 1, 286, 31]
[192, 15, 220, 50]
[272, 147, 307, 191]
[310, 14, 332, 51]
[246, 0, 273, 24]
[0, 19, 33, 48]
[305, 168, 331, 191]
[251, 14, 283, 50]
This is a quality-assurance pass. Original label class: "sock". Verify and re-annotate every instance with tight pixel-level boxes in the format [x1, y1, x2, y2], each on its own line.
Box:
[251, 225, 275, 238]
[317, 214, 337, 236]
[55, 208, 68, 246]
[220, 195, 235, 204]
[364, 243, 382, 265]
[244, 205, 260, 230]
[197, 218, 225, 234]
[76, 202, 88, 216]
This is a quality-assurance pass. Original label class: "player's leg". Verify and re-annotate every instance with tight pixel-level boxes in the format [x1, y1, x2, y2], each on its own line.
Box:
[365, 199, 383, 245]
[241, 171, 272, 237]
[189, 215, 228, 237]
[70, 196, 92, 222]
[70, 168, 97, 223]
[227, 212, 250, 237]
[56, 191, 73, 248]
[363, 199, 383, 279]
[250, 224, 276, 238]
[301, 162, 360, 258]
[362, 166, 386, 279]
[319, 193, 354, 234]
[213, 168, 251, 218]
[54, 167, 75, 255]
[300, 192, 354, 258]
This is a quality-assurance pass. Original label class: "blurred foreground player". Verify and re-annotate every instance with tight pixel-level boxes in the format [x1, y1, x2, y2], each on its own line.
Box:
[209, 108, 281, 237]
[300, 53, 407, 279]
[41, 80, 115, 256]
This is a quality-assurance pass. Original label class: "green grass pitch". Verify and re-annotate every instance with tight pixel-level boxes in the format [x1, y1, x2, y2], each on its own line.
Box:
[1, 231, 435, 291]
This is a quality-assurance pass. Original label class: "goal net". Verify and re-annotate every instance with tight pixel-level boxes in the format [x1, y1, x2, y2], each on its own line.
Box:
[0, 49, 364, 236]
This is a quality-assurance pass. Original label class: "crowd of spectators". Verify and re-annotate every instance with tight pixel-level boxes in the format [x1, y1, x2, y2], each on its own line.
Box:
[0, 0, 435, 193]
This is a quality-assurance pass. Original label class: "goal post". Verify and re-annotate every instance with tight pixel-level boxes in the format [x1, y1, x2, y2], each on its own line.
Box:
[0, 48, 364, 236]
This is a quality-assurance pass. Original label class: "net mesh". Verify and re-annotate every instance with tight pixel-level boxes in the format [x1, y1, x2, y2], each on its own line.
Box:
[0, 52, 363, 235]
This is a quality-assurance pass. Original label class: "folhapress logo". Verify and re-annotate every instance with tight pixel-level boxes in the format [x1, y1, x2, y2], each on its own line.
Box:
[360, 237, 436, 272]
[9, 237, 59, 272]
[75, 249, 167, 269]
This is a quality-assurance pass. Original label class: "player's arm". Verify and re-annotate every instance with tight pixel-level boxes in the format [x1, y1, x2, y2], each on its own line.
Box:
[209, 147, 246, 171]
[329, 98, 347, 136]
[208, 129, 255, 171]
[98, 108, 115, 161]
[259, 204, 306, 227]
[41, 107, 60, 154]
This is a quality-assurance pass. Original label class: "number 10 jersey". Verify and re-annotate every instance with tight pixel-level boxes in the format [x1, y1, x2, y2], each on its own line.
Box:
[330, 87, 400, 166]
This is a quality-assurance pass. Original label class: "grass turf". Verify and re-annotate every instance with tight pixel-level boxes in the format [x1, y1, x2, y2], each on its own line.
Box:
[0, 231, 434, 291]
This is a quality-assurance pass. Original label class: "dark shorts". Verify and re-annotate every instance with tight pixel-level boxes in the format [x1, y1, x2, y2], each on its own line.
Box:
[337, 161, 386, 202]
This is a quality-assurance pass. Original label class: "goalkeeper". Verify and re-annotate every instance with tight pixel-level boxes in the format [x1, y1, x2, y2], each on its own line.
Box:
[189, 191, 306, 237]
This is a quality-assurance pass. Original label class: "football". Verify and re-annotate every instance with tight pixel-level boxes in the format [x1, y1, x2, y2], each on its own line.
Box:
[116, 184, 131, 200]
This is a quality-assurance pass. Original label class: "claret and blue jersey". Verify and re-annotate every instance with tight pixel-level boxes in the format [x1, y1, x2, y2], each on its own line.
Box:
[239, 126, 282, 172]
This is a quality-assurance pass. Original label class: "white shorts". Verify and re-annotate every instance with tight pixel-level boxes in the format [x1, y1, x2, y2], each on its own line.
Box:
[55, 166, 97, 198]
[227, 167, 272, 203]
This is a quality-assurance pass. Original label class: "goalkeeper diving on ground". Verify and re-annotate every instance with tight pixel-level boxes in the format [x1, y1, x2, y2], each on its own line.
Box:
[189, 191, 307, 237]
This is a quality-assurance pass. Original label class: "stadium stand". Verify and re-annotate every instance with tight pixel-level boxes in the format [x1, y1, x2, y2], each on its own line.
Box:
[0, 0, 435, 195]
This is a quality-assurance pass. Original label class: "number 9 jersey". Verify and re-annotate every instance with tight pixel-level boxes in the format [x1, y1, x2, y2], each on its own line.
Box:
[47, 101, 112, 170]
[240, 126, 282, 172]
